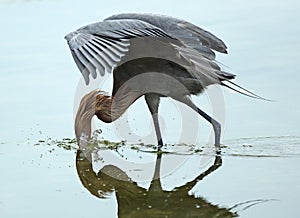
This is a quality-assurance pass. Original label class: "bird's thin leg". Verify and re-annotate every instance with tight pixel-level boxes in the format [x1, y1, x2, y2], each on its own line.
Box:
[195, 107, 221, 150]
[152, 113, 164, 148]
[174, 96, 221, 152]
[145, 94, 164, 149]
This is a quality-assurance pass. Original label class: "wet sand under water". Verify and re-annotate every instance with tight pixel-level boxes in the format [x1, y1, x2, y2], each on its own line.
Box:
[0, 136, 299, 218]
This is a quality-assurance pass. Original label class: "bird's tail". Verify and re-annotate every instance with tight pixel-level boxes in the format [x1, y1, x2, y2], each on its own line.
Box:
[221, 80, 271, 101]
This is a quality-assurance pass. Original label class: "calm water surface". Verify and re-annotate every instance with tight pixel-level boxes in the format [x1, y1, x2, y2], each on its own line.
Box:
[1, 0, 300, 217]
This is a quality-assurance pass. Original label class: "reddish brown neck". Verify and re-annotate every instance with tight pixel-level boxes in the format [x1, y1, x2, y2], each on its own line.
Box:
[95, 90, 142, 123]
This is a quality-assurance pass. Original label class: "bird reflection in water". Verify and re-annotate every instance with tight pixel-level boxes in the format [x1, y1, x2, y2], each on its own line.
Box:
[76, 149, 237, 218]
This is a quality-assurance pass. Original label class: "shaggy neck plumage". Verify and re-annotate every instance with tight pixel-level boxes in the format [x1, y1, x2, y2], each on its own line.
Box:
[94, 95, 115, 123]
[95, 90, 141, 123]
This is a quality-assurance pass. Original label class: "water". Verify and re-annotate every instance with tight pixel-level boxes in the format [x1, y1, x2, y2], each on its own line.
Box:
[1, 0, 300, 217]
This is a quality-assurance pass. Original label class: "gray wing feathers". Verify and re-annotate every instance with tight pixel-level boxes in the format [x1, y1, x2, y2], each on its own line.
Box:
[172, 44, 234, 87]
[105, 13, 228, 59]
[78, 19, 169, 38]
[66, 32, 127, 84]
[174, 45, 219, 86]
[71, 50, 90, 83]
[177, 22, 227, 53]
[66, 15, 232, 87]
[65, 19, 175, 84]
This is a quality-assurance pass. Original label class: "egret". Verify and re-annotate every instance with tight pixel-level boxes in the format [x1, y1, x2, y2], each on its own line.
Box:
[65, 13, 263, 152]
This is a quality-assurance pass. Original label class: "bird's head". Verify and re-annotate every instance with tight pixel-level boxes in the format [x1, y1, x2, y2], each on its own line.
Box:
[75, 86, 141, 148]
[75, 89, 114, 148]
[75, 89, 100, 146]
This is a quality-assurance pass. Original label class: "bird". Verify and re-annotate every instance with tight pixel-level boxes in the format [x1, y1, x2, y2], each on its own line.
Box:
[65, 13, 264, 152]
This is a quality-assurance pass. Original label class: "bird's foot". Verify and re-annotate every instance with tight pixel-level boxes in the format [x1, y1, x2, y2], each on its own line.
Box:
[215, 145, 221, 155]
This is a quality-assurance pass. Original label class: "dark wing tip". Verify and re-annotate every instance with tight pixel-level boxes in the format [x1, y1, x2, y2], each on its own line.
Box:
[218, 71, 235, 80]
[217, 45, 228, 54]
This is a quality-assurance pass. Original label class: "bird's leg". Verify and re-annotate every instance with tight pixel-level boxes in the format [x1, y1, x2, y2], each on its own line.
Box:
[196, 107, 221, 151]
[152, 113, 164, 148]
[145, 94, 164, 149]
[174, 96, 221, 153]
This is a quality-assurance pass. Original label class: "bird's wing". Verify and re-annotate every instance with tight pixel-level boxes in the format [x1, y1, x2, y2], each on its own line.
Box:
[65, 19, 174, 85]
[105, 13, 227, 60]
[172, 44, 235, 87]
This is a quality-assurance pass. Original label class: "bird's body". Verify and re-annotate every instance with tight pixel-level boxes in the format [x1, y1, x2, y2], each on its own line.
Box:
[113, 58, 204, 97]
[65, 13, 260, 152]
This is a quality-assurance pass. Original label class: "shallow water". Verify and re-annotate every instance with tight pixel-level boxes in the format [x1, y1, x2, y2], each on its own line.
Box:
[1, 0, 300, 217]
[1, 136, 300, 217]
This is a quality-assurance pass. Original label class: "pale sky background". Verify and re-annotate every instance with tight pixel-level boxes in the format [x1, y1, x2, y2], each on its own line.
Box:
[0, 0, 299, 143]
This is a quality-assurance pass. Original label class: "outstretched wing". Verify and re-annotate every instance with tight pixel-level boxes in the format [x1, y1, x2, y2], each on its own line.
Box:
[65, 19, 174, 85]
[105, 13, 227, 60]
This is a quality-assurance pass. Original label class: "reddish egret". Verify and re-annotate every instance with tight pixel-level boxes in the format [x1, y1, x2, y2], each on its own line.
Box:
[65, 13, 263, 151]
